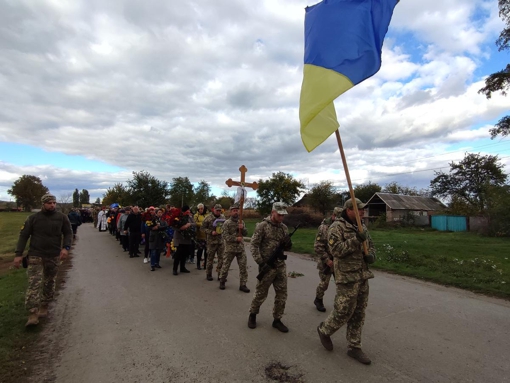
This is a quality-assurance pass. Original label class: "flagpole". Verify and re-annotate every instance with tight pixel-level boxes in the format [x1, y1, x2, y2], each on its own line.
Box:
[335, 129, 369, 255]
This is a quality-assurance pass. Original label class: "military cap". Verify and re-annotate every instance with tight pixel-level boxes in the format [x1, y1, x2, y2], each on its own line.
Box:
[230, 202, 240, 210]
[272, 202, 288, 215]
[41, 194, 56, 203]
[344, 198, 366, 210]
[214, 204, 223, 210]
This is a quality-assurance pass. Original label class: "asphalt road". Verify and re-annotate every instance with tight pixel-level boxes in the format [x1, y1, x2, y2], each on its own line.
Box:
[31, 223, 510, 383]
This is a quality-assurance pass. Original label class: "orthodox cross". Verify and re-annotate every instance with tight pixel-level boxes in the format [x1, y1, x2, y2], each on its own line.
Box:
[225, 165, 258, 236]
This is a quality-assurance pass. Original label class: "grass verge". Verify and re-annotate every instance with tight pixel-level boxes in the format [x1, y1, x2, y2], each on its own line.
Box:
[0, 212, 38, 383]
[244, 218, 510, 298]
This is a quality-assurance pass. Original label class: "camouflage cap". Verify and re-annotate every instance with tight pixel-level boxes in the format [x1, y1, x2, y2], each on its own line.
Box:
[230, 202, 240, 210]
[272, 202, 288, 215]
[41, 194, 56, 203]
[214, 204, 223, 210]
[333, 206, 343, 216]
[344, 198, 366, 210]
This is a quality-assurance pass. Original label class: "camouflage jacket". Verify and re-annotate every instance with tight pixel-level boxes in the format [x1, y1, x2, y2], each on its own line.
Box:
[202, 213, 226, 244]
[222, 217, 248, 253]
[327, 215, 375, 284]
[250, 216, 291, 266]
[314, 217, 334, 270]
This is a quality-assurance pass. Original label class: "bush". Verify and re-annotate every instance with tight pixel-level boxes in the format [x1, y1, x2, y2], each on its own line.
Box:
[284, 207, 323, 228]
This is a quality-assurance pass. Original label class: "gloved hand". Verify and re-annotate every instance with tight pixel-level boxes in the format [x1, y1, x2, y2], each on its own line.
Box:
[355, 230, 367, 242]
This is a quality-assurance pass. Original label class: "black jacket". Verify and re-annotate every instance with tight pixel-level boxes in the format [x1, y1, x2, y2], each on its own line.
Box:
[124, 212, 143, 233]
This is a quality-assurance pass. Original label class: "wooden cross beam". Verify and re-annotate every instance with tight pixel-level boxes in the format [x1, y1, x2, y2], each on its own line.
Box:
[225, 165, 258, 190]
[225, 165, 258, 236]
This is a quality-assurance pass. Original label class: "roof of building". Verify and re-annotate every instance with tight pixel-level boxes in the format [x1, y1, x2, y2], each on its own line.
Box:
[366, 193, 445, 211]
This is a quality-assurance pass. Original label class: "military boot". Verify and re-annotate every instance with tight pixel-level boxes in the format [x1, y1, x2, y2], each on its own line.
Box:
[272, 319, 289, 333]
[219, 279, 226, 290]
[347, 348, 371, 365]
[314, 297, 326, 312]
[25, 308, 39, 327]
[38, 303, 49, 318]
[317, 322, 333, 351]
[206, 274, 213, 281]
[239, 285, 250, 293]
[248, 313, 257, 329]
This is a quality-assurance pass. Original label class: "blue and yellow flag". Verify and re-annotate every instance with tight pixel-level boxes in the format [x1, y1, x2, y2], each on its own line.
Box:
[299, 0, 398, 152]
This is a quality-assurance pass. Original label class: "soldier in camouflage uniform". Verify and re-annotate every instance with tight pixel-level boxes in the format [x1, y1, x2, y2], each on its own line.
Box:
[219, 203, 250, 293]
[248, 202, 292, 333]
[316, 198, 376, 365]
[202, 204, 226, 281]
[313, 206, 342, 312]
[13, 194, 73, 327]
[92, 207, 99, 228]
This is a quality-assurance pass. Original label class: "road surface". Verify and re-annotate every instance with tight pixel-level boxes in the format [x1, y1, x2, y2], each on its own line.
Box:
[30, 224, 510, 383]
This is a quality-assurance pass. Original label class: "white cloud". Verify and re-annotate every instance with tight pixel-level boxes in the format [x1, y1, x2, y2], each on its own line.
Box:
[0, 0, 508, 203]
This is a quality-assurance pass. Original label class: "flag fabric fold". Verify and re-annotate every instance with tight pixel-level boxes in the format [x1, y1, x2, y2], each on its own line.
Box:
[299, 0, 398, 152]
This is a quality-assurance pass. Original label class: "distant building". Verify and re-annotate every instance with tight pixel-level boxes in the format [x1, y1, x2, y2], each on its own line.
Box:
[365, 193, 446, 223]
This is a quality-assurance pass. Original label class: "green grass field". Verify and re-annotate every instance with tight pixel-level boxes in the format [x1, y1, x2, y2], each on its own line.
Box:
[0, 212, 38, 382]
[244, 218, 510, 298]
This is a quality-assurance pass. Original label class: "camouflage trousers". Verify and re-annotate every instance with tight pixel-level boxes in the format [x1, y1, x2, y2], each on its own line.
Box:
[220, 251, 248, 285]
[320, 280, 369, 349]
[206, 242, 224, 275]
[25, 256, 60, 311]
[249, 264, 287, 320]
[315, 264, 334, 299]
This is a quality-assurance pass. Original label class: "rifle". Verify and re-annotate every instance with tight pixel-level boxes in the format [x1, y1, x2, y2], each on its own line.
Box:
[256, 224, 300, 281]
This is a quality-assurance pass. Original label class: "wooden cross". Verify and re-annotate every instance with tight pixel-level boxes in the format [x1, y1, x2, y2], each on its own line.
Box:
[225, 165, 258, 236]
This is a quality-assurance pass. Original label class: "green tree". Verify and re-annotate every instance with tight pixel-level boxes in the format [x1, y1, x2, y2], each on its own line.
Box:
[193, 180, 211, 207]
[256, 172, 305, 215]
[486, 184, 510, 236]
[7, 175, 49, 212]
[102, 183, 129, 207]
[94, 197, 101, 204]
[382, 181, 426, 196]
[73, 188, 80, 207]
[79, 189, 90, 205]
[215, 191, 235, 211]
[168, 177, 194, 208]
[353, 182, 382, 202]
[479, 0, 510, 138]
[127, 171, 169, 208]
[430, 153, 508, 213]
[308, 181, 336, 215]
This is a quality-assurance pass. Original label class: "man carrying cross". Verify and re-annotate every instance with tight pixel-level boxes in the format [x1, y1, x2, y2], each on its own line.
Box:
[219, 202, 250, 293]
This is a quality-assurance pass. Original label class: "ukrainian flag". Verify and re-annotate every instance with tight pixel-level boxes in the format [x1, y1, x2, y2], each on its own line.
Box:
[300, 0, 398, 152]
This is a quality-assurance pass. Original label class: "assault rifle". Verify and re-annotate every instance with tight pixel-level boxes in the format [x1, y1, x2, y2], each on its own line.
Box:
[256, 224, 301, 281]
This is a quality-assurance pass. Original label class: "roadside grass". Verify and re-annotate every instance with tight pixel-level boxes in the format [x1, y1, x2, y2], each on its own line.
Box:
[0, 212, 38, 383]
[0, 212, 30, 256]
[243, 218, 510, 298]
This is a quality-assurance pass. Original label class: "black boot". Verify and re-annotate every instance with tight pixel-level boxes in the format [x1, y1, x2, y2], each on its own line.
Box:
[314, 297, 326, 312]
[239, 285, 250, 293]
[248, 313, 257, 329]
[219, 279, 226, 290]
[272, 319, 289, 333]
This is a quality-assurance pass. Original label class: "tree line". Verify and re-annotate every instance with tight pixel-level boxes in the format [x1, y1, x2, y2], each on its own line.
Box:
[6, 152, 509, 236]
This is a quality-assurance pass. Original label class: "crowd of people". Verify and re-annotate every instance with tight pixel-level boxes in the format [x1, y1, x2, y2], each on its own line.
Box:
[14, 194, 377, 366]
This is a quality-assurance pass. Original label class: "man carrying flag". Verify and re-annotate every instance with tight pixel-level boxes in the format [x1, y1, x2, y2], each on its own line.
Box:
[298, 0, 398, 364]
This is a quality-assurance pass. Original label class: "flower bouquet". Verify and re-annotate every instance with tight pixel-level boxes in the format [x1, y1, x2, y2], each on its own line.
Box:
[167, 208, 195, 241]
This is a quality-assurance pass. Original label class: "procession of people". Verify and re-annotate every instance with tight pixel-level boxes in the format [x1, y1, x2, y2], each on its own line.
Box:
[14, 195, 376, 365]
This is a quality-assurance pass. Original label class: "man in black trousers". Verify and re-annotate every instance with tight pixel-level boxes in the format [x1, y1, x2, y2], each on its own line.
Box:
[124, 206, 143, 258]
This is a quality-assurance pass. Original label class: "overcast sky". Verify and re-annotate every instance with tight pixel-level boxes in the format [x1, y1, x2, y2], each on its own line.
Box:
[0, 0, 508, 204]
